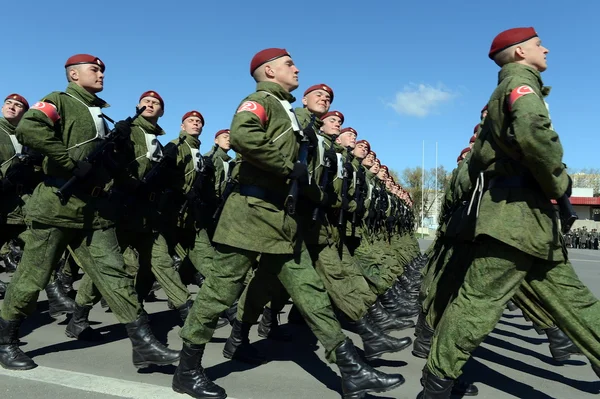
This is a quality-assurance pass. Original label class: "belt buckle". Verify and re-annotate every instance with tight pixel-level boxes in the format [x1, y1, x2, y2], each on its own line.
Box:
[148, 192, 156, 202]
[91, 186, 102, 198]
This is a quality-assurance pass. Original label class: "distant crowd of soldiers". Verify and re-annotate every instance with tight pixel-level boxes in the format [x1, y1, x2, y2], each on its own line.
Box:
[565, 228, 599, 249]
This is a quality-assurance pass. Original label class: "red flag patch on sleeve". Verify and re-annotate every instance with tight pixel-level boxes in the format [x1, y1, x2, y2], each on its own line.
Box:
[31, 102, 60, 123]
[508, 85, 536, 111]
[236, 101, 267, 125]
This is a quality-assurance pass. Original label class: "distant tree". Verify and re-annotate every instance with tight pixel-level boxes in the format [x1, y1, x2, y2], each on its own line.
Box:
[572, 168, 600, 196]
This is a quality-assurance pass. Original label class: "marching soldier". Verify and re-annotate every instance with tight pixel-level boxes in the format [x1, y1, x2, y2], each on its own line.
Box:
[172, 48, 404, 399]
[420, 28, 600, 398]
[0, 54, 179, 371]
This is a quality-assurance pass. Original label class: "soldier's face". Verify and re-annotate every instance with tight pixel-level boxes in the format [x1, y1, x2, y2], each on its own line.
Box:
[353, 142, 369, 159]
[267, 56, 299, 92]
[321, 116, 341, 135]
[520, 37, 549, 72]
[181, 116, 203, 136]
[139, 97, 164, 121]
[215, 133, 230, 150]
[1, 99, 26, 125]
[362, 152, 375, 167]
[378, 169, 388, 180]
[71, 64, 104, 93]
[302, 89, 331, 117]
[371, 162, 380, 174]
[337, 132, 356, 148]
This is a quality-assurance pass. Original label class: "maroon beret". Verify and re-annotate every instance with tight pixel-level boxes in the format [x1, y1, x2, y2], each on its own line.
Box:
[374, 158, 381, 165]
[321, 110, 344, 124]
[489, 27, 538, 59]
[469, 134, 477, 144]
[481, 104, 488, 112]
[303, 83, 334, 103]
[460, 147, 471, 156]
[473, 123, 480, 134]
[355, 139, 371, 152]
[250, 48, 290, 76]
[182, 110, 204, 125]
[140, 91, 164, 109]
[380, 165, 388, 172]
[215, 129, 230, 139]
[340, 127, 357, 137]
[65, 54, 105, 72]
[369, 150, 377, 159]
[4, 93, 29, 110]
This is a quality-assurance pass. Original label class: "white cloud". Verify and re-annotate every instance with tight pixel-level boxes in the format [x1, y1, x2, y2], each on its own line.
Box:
[387, 83, 457, 117]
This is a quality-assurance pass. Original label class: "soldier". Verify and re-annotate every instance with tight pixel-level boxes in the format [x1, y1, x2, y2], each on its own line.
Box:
[172, 48, 404, 399]
[420, 28, 600, 398]
[67, 91, 196, 340]
[0, 94, 75, 312]
[0, 54, 179, 370]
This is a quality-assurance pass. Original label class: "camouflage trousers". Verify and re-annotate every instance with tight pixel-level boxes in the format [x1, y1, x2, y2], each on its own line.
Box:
[1, 222, 140, 323]
[427, 236, 600, 379]
[180, 243, 346, 362]
[76, 229, 190, 309]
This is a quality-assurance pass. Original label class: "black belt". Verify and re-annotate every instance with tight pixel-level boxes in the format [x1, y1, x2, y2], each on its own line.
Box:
[239, 184, 286, 208]
[45, 177, 106, 198]
[488, 176, 535, 190]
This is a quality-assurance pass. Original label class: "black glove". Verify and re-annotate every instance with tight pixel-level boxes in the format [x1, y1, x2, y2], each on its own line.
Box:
[324, 147, 338, 169]
[289, 163, 309, 186]
[343, 162, 354, 177]
[201, 156, 214, 172]
[73, 160, 93, 179]
[113, 120, 132, 138]
[303, 126, 319, 148]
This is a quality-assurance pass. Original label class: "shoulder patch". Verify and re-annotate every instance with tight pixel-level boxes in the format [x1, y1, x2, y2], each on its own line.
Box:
[31, 101, 60, 123]
[508, 85, 536, 111]
[236, 101, 267, 125]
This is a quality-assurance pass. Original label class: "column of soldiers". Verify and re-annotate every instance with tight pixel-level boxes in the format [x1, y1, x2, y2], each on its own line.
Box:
[566, 227, 599, 249]
[0, 49, 426, 399]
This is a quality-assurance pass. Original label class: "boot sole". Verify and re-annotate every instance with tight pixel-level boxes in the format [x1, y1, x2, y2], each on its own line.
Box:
[365, 340, 412, 360]
[411, 349, 429, 359]
[343, 376, 405, 399]
[134, 357, 180, 369]
[0, 362, 37, 371]
[49, 309, 74, 319]
[173, 384, 227, 399]
[550, 350, 584, 362]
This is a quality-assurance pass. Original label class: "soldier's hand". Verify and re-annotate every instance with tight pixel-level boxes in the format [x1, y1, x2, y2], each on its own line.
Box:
[201, 156, 214, 172]
[73, 160, 93, 179]
[289, 163, 309, 186]
[114, 120, 132, 138]
[324, 148, 338, 171]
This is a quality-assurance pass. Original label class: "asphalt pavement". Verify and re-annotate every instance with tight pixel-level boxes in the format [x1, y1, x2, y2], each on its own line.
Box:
[0, 239, 599, 399]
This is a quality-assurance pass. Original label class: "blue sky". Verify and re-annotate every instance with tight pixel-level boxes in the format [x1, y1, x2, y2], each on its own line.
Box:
[3, 1, 597, 174]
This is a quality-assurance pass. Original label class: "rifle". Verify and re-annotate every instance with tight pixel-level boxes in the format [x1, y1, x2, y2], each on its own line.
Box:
[179, 153, 208, 221]
[285, 113, 317, 216]
[0, 149, 43, 195]
[141, 135, 186, 186]
[351, 166, 366, 236]
[312, 136, 337, 222]
[213, 159, 236, 221]
[557, 194, 577, 234]
[338, 149, 354, 227]
[56, 106, 146, 205]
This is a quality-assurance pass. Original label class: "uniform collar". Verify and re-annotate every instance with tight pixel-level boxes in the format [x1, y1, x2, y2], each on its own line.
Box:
[0, 117, 16, 133]
[256, 81, 296, 103]
[65, 82, 109, 108]
[134, 116, 165, 136]
[498, 63, 544, 89]
[179, 130, 200, 148]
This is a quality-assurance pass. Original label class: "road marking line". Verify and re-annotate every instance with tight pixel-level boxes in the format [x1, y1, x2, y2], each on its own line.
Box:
[569, 258, 600, 263]
[0, 365, 238, 399]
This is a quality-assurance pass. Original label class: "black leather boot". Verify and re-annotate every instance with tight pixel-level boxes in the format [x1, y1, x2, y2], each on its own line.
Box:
[367, 302, 414, 333]
[506, 300, 518, 312]
[379, 288, 419, 319]
[178, 300, 194, 323]
[412, 319, 434, 358]
[415, 310, 426, 337]
[399, 273, 421, 293]
[56, 270, 74, 295]
[223, 319, 267, 364]
[257, 307, 291, 341]
[417, 368, 454, 399]
[335, 338, 405, 399]
[353, 314, 412, 360]
[193, 271, 205, 287]
[223, 300, 238, 326]
[545, 326, 583, 361]
[0, 280, 7, 295]
[125, 313, 180, 368]
[172, 343, 226, 399]
[393, 281, 419, 305]
[0, 317, 36, 370]
[65, 304, 102, 341]
[45, 280, 76, 318]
